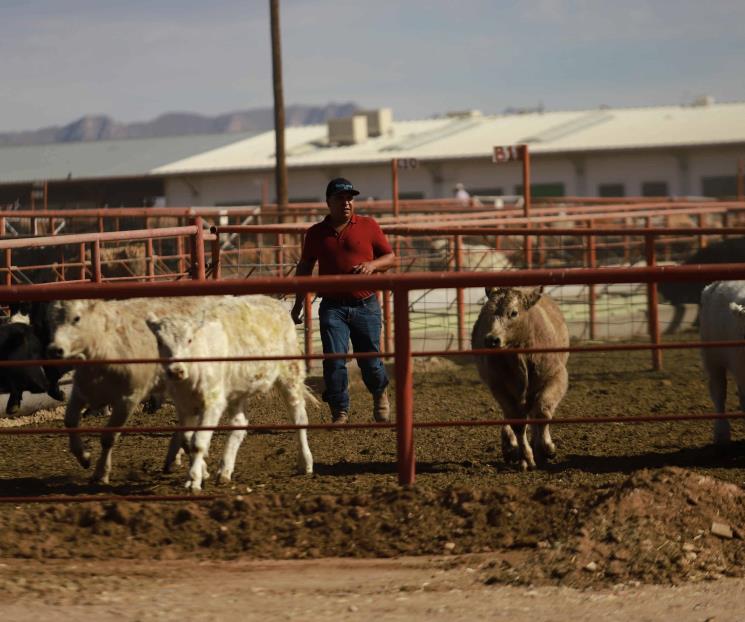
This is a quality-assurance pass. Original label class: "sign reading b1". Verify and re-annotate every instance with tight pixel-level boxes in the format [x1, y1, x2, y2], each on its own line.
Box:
[492, 145, 524, 163]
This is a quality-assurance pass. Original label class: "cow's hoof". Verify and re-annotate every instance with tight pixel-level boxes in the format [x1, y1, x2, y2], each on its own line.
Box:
[6, 402, 20, 415]
[501, 444, 521, 464]
[535, 443, 556, 463]
[184, 481, 203, 493]
[79, 452, 92, 469]
[519, 459, 536, 472]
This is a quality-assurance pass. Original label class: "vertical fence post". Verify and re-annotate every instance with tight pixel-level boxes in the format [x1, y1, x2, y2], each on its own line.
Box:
[537, 230, 545, 268]
[391, 158, 399, 219]
[696, 213, 707, 250]
[146, 238, 155, 281]
[0, 219, 8, 286]
[79, 243, 86, 281]
[394, 286, 415, 486]
[623, 217, 631, 265]
[277, 233, 284, 277]
[304, 292, 313, 374]
[645, 230, 662, 371]
[391, 159, 401, 263]
[520, 145, 533, 269]
[193, 216, 206, 280]
[383, 290, 393, 354]
[211, 236, 221, 280]
[177, 235, 186, 276]
[737, 158, 744, 202]
[3, 248, 10, 286]
[91, 240, 102, 283]
[50, 197, 56, 235]
[59, 246, 65, 282]
[586, 220, 597, 340]
[455, 234, 465, 350]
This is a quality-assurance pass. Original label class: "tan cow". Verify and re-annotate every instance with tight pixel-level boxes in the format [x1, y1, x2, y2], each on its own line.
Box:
[471, 286, 569, 470]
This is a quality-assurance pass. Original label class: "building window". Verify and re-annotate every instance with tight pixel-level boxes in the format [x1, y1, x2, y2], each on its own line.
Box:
[215, 200, 261, 207]
[289, 196, 323, 203]
[702, 176, 737, 198]
[470, 187, 503, 196]
[398, 191, 425, 200]
[598, 183, 625, 197]
[514, 183, 565, 197]
[642, 181, 668, 197]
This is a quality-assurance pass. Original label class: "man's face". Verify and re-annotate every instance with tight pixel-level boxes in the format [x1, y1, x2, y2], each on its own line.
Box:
[326, 192, 355, 221]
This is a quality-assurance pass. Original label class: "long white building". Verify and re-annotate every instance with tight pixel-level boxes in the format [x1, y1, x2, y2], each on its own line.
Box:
[0, 99, 743, 209]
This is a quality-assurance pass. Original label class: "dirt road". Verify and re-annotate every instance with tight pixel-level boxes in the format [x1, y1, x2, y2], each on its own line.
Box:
[2, 557, 744, 622]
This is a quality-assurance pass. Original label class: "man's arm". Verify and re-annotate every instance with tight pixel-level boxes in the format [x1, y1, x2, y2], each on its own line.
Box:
[291, 258, 315, 324]
[351, 252, 396, 275]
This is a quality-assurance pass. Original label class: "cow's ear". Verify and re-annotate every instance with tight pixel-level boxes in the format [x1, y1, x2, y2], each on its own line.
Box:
[485, 287, 498, 299]
[145, 313, 160, 333]
[522, 286, 543, 309]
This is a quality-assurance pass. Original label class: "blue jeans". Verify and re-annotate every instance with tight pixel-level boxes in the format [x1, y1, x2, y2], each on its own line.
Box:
[319, 295, 389, 412]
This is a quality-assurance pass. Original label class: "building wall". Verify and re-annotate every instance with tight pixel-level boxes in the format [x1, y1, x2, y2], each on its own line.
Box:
[163, 146, 745, 207]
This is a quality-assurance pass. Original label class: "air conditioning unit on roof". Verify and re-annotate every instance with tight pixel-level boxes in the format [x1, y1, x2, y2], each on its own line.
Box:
[328, 115, 368, 146]
[445, 109, 482, 119]
[359, 108, 393, 137]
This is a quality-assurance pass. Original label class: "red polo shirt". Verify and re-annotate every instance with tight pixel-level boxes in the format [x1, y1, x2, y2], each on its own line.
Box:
[300, 214, 393, 300]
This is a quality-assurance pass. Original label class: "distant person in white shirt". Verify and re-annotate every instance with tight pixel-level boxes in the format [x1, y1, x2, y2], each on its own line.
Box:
[453, 182, 470, 206]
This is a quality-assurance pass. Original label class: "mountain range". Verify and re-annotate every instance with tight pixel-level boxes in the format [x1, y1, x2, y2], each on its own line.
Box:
[0, 103, 360, 146]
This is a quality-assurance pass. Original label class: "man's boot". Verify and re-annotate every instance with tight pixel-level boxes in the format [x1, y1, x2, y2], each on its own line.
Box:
[330, 408, 349, 425]
[372, 390, 390, 423]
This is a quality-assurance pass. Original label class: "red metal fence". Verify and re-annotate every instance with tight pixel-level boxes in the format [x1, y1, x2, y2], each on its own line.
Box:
[2, 263, 745, 495]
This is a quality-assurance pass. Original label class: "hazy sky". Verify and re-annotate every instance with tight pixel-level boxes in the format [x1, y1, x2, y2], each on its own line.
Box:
[1, 0, 744, 133]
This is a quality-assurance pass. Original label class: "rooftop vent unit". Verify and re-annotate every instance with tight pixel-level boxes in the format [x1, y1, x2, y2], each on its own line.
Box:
[359, 108, 393, 137]
[328, 115, 368, 146]
[691, 95, 715, 107]
[445, 109, 482, 119]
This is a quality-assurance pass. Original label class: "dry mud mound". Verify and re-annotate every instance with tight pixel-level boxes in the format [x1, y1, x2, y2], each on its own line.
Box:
[0, 467, 742, 588]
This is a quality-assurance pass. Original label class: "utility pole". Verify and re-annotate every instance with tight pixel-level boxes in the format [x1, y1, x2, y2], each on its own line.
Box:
[270, 0, 288, 223]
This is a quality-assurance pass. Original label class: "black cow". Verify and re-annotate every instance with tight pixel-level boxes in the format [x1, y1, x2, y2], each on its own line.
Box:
[0, 322, 51, 414]
[658, 237, 745, 334]
[1, 302, 67, 413]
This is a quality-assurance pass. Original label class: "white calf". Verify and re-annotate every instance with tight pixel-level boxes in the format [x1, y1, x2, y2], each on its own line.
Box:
[146, 295, 315, 491]
[699, 280, 745, 445]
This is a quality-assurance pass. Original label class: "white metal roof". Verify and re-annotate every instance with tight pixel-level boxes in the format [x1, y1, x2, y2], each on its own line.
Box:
[153, 101, 745, 175]
[0, 132, 253, 185]
[1, 102, 743, 184]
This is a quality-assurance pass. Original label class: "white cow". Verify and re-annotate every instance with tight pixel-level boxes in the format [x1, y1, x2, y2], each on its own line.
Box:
[47, 296, 209, 483]
[700, 280, 745, 444]
[145, 295, 315, 491]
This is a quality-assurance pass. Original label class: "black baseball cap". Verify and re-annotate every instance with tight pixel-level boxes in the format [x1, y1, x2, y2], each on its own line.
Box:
[326, 177, 360, 197]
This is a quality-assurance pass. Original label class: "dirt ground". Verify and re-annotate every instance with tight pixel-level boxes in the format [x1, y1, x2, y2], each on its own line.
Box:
[2, 558, 745, 622]
[1, 334, 744, 619]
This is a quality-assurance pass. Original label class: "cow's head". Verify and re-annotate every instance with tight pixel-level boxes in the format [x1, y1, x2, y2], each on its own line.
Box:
[480, 286, 543, 348]
[145, 314, 197, 382]
[46, 299, 99, 359]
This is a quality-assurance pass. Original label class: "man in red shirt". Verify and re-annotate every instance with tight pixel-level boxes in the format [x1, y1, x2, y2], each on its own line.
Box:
[291, 178, 396, 424]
